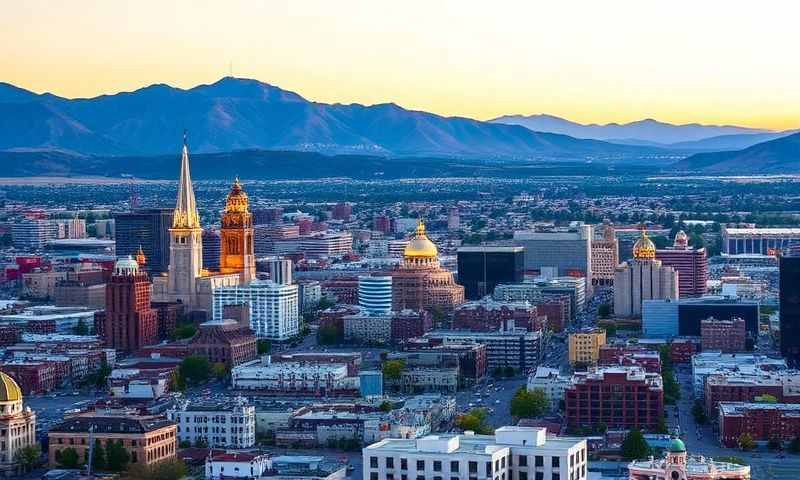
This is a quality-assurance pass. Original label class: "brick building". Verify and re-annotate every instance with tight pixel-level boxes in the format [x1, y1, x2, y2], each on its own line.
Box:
[564, 366, 664, 432]
[152, 302, 184, 341]
[598, 344, 662, 373]
[701, 317, 746, 353]
[704, 372, 800, 416]
[718, 402, 800, 447]
[402, 338, 487, 383]
[655, 230, 708, 298]
[0, 361, 58, 394]
[102, 257, 158, 353]
[318, 305, 360, 342]
[453, 299, 545, 332]
[48, 411, 177, 467]
[390, 310, 433, 342]
[187, 319, 258, 367]
[669, 338, 699, 364]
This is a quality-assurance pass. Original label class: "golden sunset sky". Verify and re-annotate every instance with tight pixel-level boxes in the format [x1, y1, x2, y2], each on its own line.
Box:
[2, 0, 798, 129]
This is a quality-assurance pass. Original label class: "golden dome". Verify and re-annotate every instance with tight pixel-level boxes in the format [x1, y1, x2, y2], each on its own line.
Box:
[404, 220, 438, 258]
[0, 372, 22, 402]
[633, 229, 656, 259]
[224, 177, 250, 214]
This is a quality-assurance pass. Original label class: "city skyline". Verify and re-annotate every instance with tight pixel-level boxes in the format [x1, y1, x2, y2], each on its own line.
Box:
[2, 1, 799, 130]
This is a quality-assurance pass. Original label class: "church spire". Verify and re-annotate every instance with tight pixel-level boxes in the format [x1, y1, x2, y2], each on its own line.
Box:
[172, 132, 200, 229]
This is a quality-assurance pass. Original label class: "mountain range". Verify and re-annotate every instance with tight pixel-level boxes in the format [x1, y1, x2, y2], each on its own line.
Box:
[490, 113, 794, 150]
[674, 132, 800, 173]
[0, 78, 662, 160]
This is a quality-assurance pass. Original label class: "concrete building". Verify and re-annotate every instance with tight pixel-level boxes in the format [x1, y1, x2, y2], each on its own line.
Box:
[212, 280, 299, 340]
[424, 327, 542, 373]
[301, 232, 353, 259]
[202, 228, 221, 271]
[780, 251, 800, 367]
[722, 226, 800, 255]
[527, 366, 571, 411]
[514, 224, 594, 284]
[614, 229, 678, 318]
[363, 426, 587, 480]
[167, 396, 255, 448]
[268, 258, 293, 285]
[232, 356, 359, 395]
[691, 352, 788, 398]
[591, 220, 619, 286]
[48, 410, 177, 467]
[568, 327, 607, 366]
[359, 276, 393, 315]
[656, 230, 708, 298]
[11, 219, 58, 251]
[642, 296, 760, 339]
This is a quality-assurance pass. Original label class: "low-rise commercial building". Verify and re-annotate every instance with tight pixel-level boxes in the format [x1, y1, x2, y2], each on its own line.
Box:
[719, 402, 800, 447]
[568, 328, 606, 366]
[700, 317, 746, 353]
[168, 396, 255, 448]
[424, 327, 542, 374]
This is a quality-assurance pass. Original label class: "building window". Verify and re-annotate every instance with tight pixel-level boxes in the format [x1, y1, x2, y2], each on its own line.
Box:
[518, 456, 527, 467]
[370, 457, 378, 468]
[535, 456, 543, 467]
[434, 460, 442, 472]
[486, 462, 492, 476]
[552, 457, 560, 468]
[370, 473, 378, 480]
[417, 460, 425, 471]
[387, 457, 394, 468]
[469, 461, 478, 473]
[519, 473, 528, 480]
[401, 458, 408, 470]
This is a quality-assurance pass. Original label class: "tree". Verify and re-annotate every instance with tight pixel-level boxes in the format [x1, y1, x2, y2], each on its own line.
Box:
[127, 459, 188, 480]
[91, 439, 106, 471]
[789, 437, 800, 454]
[738, 432, 756, 451]
[105, 439, 130, 471]
[179, 355, 211, 385]
[194, 437, 208, 448]
[428, 305, 446, 328]
[655, 417, 669, 434]
[597, 303, 611, 319]
[510, 387, 549, 419]
[621, 429, 651, 460]
[598, 321, 616, 337]
[382, 359, 404, 380]
[317, 325, 339, 345]
[171, 322, 197, 340]
[257, 339, 271, 354]
[178, 440, 191, 449]
[73, 318, 89, 335]
[691, 400, 708, 425]
[379, 401, 393, 412]
[211, 362, 228, 380]
[55, 447, 80, 469]
[768, 437, 783, 451]
[455, 408, 493, 435]
[14, 445, 41, 472]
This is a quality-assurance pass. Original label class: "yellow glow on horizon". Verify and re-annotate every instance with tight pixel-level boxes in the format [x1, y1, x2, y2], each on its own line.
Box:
[1, 0, 799, 130]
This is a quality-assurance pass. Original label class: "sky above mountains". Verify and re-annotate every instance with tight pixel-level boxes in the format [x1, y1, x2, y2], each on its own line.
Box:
[2, 1, 799, 130]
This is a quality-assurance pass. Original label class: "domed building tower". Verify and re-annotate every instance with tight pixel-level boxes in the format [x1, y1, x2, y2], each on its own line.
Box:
[654, 230, 708, 298]
[391, 219, 464, 313]
[628, 436, 750, 480]
[0, 372, 36, 473]
[614, 228, 678, 318]
[219, 177, 255, 283]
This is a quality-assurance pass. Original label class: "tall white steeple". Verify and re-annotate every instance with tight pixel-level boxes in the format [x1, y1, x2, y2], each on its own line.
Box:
[167, 132, 204, 308]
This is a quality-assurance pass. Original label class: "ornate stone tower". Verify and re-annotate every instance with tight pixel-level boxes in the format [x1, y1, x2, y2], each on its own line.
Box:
[219, 177, 255, 282]
[167, 135, 204, 307]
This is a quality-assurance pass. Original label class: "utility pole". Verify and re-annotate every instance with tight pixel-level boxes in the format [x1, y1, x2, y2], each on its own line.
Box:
[86, 423, 95, 477]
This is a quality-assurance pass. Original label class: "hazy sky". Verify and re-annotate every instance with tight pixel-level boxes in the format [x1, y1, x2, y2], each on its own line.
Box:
[2, 1, 798, 129]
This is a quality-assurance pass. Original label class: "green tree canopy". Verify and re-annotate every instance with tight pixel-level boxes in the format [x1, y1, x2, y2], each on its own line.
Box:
[14, 445, 41, 472]
[455, 408, 493, 435]
[91, 439, 106, 471]
[738, 432, 756, 451]
[382, 359, 405, 380]
[257, 339, 271, 354]
[55, 447, 80, 469]
[179, 355, 211, 385]
[317, 325, 339, 345]
[621, 429, 651, 460]
[127, 459, 189, 480]
[597, 303, 611, 319]
[510, 387, 549, 419]
[105, 439, 130, 471]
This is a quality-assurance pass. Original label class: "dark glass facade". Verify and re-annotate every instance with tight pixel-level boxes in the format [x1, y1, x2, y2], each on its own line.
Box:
[457, 247, 524, 300]
[677, 302, 759, 337]
[114, 208, 173, 274]
[780, 255, 800, 366]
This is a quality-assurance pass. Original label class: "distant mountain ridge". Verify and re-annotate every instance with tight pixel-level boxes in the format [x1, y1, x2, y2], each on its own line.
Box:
[491, 113, 774, 145]
[673, 132, 800, 173]
[0, 78, 662, 160]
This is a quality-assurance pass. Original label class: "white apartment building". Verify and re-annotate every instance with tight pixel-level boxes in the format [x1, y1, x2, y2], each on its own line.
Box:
[301, 232, 353, 259]
[527, 367, 571, 411]
[11, 219, 58, 251]
[231, 356, 357, 394]
[167, 396, 255, 449]
[363, 426, 587, 480]
[212, 279, 299, 340]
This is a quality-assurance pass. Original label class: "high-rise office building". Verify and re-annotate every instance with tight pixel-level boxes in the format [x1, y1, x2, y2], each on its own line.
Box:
[358, 275, 393, 315]
[656, 230, 708, 297]
[252, 207, 283, 225]
[268, 258, 293, 285]
[202, 228, 221, 271]
[212, 280, 299, 340]
[11, 219, 58, 251]
[590, 220, 618, 286]
[513, 224, 593, 292]
[102, 257, 158, 352]
[457, 246, 524, 300]
[115, 208, 173, 274]
[332, 202, 352, 220]
[447, 207, 460, 230]
[614, 229, 679, 318]
[780, 252, 800, 366]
